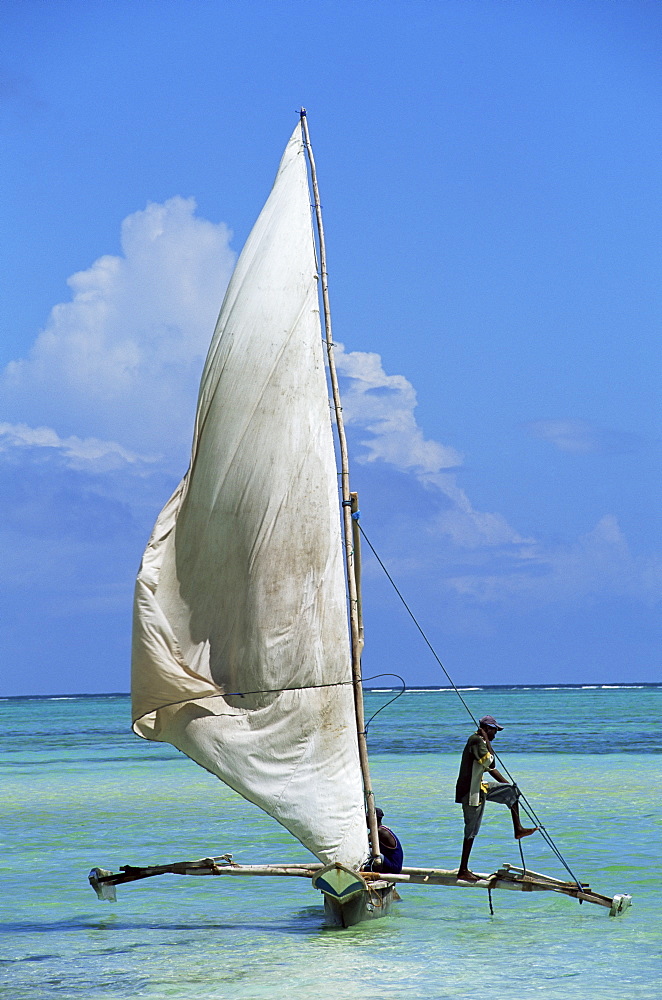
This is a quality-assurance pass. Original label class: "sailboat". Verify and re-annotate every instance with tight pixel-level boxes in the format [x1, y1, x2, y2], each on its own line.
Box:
[113, 111, 391, 927]
[89, 113, 631, 926]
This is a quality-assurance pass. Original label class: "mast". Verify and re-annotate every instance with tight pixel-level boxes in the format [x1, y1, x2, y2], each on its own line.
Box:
[299, 109, 381, 866]
[350, 493, 365, 657]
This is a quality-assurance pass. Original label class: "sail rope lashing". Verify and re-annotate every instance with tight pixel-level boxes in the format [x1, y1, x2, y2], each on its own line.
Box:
[224, 680, 353, 698]
[361, 673, 407, 736]
[357, 522, 586, 891]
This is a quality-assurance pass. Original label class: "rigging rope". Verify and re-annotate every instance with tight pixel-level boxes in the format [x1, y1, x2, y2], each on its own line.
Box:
[357, 522, 585, 890]
[361, 673, 406, 734]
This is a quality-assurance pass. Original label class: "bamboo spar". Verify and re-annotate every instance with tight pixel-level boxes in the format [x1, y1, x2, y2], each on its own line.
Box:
[89, 859, 630, 914]
[299, 109, 380, 866]
[350, 493, 365, 656]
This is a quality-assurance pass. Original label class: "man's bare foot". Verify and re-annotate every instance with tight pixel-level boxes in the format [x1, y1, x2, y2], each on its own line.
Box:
[456, 869, 480, 882]
[514, 827, 538, 840]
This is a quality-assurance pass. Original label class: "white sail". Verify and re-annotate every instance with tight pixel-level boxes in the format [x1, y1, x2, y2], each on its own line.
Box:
[131, 125, 369, 868]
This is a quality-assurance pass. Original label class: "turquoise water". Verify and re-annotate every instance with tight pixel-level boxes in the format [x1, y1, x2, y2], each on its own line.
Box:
[1, 687, 660, 999]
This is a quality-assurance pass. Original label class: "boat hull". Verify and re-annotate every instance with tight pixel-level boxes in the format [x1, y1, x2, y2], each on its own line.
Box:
[312, 862, 397, 927]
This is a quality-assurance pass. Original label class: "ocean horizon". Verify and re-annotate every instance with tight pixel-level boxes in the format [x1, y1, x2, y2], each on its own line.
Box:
[3, 680, 659, 704]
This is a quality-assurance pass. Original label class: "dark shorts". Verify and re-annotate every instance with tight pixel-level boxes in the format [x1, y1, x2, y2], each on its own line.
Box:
[461, 782, 519, 840]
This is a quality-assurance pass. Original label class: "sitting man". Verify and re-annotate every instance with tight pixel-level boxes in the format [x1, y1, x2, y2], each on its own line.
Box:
[365, 807, 404, 874]
[456, 715, 537, 882]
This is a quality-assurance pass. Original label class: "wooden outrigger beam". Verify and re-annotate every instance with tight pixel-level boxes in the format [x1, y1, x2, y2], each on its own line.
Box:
[88, 857, 631, 915]
[365, 864, 631, 915]
[88, 858, 322, 900]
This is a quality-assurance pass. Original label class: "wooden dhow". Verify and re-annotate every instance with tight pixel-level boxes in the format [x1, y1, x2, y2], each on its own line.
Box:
[89, 113, 631, 927]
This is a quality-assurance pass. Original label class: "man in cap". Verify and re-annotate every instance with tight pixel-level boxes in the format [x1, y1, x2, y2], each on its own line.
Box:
[455, 715, 537, 882]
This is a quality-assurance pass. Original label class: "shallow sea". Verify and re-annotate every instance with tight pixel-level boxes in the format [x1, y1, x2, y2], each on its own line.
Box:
[1, 686, 660, 1000]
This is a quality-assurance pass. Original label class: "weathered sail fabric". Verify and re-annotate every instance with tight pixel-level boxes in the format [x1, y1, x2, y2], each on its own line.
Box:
[132, 126, 368, 868]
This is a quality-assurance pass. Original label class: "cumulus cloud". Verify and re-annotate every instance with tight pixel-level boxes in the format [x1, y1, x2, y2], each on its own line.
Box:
[332, 348, 657, 603]
[336, 345, 529, 549]
[2, 196, 235, 465]
[1, 204, 529, 552]
[2, 199, 652, 612]
[335, 345, 462, 473]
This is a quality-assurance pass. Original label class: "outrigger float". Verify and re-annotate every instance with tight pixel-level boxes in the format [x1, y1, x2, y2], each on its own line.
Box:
[89, 856, 631, 926]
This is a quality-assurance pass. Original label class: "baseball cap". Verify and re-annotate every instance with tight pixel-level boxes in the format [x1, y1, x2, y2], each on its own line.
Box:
[479, 715, 503, 731]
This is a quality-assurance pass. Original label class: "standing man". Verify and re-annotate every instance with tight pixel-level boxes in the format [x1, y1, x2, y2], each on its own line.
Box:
[455, 715, 537, 882]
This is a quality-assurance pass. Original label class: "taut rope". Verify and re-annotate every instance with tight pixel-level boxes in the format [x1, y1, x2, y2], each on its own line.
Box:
[357, 522, 585, 889]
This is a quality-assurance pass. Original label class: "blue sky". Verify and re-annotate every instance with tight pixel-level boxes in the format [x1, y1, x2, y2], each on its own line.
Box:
[1, 0, 659, 695]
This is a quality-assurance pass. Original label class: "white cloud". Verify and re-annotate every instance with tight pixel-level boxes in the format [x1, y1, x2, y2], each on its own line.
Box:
[432, 504, 531, 549]
[332, 348, 657, 603]
[336, 345, 530, 549]
[2, 197, 235, 465]
[2, 201, 652, 612]
[0, 422, 153, 472]
[335, 345, 462, 473]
